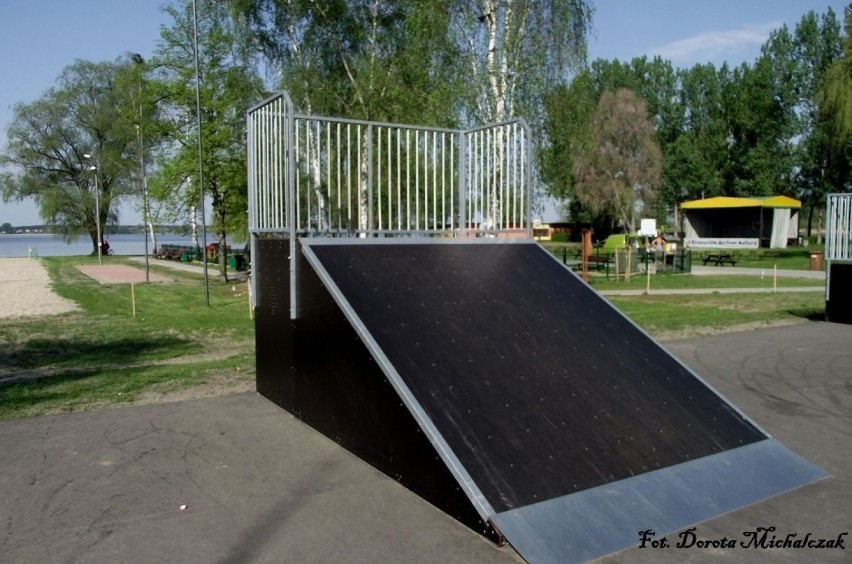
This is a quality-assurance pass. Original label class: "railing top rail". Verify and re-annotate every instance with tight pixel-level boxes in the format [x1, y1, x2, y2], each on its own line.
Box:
[248, 91, 530, 137]
[246, 91, 292, 115]
[462, 117, 531, 135]
[289, 113, 462, 135]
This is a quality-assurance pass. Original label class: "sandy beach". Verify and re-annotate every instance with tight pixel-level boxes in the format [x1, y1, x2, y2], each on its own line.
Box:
[0, 258, 79, 319]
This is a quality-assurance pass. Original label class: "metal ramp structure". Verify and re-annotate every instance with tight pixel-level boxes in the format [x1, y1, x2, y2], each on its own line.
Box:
[826, 193, 852, 324]
[247, 93, 827, 563]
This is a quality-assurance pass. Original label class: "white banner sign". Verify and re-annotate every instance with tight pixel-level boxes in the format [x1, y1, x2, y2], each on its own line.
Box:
[684, 238, 759, 249]
[639, 218, 657, 237]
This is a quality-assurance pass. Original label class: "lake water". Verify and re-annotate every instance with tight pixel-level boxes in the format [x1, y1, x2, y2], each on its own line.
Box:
[0, 233, 198, 258]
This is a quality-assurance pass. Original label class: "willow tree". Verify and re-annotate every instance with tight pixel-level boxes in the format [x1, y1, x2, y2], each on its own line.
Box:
[573, 88, 662, 232]
[1, 58, 141, 253]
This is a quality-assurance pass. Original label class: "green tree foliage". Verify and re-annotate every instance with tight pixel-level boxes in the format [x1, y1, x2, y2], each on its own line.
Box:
[539, 73, 597, 220]
[1, 58, 142, 253]
[822, 6, 852, 144]
[818, 5, 852, 221]
[721, 58, 796, 197]
[664, 63, 728, 204]
[151, 0, 265, 280]
[449, 0, 593, 126]
[541, 56, 678, 221]
[229, 0, 460, 126]
[543, 4, 848, 232]
[572, 88, 662, 232]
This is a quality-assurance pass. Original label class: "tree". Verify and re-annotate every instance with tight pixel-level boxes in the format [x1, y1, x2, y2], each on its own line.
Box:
[1, 58, 142, 253]
[230, 0, 460, 125]
[822, 6, 852, 146]
[819, 5, 852, 207]
[572, 88, 662, 232]
[151, 0, 265, 280]
[663, 63, 729, 206]
[788, 8, 844, 238]
[542, 57, 678, 223]
[539, 71, 597, 220]
[448, 0, 593, 127]
[229, 0, 470, 232]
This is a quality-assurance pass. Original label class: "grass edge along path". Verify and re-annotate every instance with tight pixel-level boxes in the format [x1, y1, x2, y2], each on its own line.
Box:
[0, 256, 828, 420]
[607, 291, 825, 341]
[0, 256, 255, 420]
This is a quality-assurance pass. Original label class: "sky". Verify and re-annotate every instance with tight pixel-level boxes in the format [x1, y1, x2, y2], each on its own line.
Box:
[0, 0, 848, 226]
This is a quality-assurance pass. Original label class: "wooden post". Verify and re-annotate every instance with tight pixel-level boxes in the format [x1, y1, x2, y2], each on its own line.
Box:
[581, 229, 591, 282]
[646, 244, 651, 295]
[131, 283, 137, 318]
[248, 281, 254, 320]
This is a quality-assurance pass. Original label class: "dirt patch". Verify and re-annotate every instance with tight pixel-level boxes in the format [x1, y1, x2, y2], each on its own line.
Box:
[76, 264, 172, 284]
[133, 371, 255, 406]
[656, 318, 809, 342]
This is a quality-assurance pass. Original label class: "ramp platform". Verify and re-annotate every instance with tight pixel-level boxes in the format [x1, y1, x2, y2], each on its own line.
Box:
[255, 238, 825, 562]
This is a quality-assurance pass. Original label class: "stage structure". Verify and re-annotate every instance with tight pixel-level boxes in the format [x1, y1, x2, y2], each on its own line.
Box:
[681, 195, 801, 249]
[826, 193, 852, 323]
[247, 92, 826, 563]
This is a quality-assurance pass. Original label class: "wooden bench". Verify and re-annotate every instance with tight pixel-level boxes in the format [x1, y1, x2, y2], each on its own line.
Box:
[702, 253, 737, 266]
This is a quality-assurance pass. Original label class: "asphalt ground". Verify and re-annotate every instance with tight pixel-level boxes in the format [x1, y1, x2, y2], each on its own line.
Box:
[2, 321, 850, 563]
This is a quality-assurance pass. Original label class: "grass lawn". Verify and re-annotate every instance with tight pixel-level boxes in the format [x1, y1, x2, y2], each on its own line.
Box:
[0, 256, 255, 420]
[607, 292, 825, 340]
[0, 253, 829, 420]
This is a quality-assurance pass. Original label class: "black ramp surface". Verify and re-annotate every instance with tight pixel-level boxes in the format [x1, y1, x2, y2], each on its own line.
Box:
[305, 241, 765, 510]
[300, 240, 826, 562]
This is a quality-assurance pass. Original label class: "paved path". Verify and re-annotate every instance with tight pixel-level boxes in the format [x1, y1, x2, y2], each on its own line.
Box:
[691, 265, 825, 280]
[601, 286, 824, 296]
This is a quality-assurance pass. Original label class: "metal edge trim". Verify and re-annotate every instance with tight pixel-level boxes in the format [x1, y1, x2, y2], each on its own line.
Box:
[492, 438, 828, 563]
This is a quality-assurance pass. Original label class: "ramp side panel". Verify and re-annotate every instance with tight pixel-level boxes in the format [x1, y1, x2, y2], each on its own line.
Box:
[491, 438, 828, 563]
[255, 238, 295, 409]
[306, 242, 767, 513]
[255, 238, 494, 537]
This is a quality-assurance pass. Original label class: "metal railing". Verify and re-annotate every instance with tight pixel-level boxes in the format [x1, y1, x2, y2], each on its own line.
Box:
[826, 193, 852, 262]
[247, 92, 532, 238]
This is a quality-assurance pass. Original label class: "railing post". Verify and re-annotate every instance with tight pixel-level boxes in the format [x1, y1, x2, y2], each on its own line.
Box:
[284, 94, 299, 319]
[367, 124, 374, 235]
[458, 131, 467, 237]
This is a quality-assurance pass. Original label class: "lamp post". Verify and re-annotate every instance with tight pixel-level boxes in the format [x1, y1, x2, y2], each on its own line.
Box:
[83, 154, 103, 265]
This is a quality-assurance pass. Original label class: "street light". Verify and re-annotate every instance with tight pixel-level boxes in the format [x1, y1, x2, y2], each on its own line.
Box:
[83, 154, 103, 265]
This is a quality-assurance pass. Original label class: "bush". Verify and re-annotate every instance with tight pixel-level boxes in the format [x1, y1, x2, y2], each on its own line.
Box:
[551, 231, 570, 243]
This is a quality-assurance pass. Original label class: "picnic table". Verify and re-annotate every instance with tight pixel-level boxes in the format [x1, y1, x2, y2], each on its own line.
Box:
[702, 253, 737, 266]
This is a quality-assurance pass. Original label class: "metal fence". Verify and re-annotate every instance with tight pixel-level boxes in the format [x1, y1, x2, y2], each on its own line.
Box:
[826, 193, 852, 262]
[247, 92, 532, 238]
